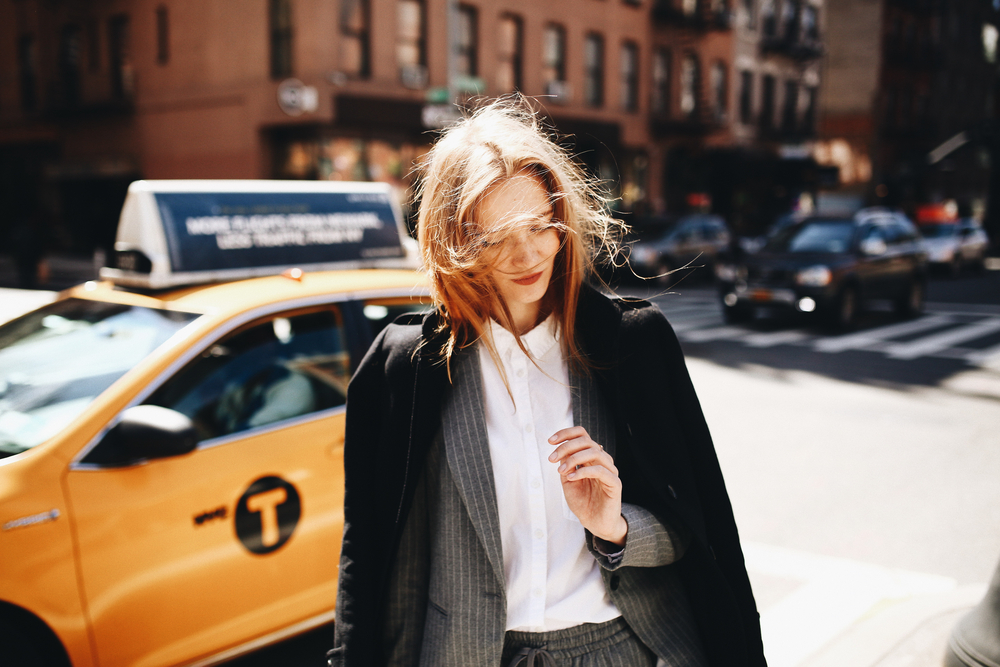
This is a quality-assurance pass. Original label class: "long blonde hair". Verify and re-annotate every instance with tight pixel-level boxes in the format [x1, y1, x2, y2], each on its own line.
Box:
[415, 96, 624, 374]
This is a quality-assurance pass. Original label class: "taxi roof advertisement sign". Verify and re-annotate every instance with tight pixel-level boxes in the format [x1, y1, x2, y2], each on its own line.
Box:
[156, 191, 403, 272]
[101, 180, 416, 289]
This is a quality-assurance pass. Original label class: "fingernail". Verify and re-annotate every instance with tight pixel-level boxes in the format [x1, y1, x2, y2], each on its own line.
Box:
[567, 472, 577, 479]
[548, 434, 557, 443]
[558, 464, 566, 473]
[548, 452, 557, 461]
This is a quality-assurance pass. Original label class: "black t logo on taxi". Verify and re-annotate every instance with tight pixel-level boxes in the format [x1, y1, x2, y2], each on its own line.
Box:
[235, 476, 301, 554]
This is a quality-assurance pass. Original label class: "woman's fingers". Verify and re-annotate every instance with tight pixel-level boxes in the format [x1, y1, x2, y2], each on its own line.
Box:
[556, 447, 617, 476]
[561, 461, 621, 490]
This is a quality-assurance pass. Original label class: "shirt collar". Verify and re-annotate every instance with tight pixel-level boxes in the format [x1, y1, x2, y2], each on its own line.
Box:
[487, 314, 560, 360]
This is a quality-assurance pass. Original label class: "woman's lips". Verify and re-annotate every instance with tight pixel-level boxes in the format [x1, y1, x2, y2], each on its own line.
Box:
[512, 271, 543, 286]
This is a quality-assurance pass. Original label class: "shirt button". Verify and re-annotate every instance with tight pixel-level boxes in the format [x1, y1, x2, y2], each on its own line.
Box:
[534, 529, 544, 540]
[531, 478, 541, 489]
[532, 588, 543, 598]
[516, 368, 525, 378]
[524, 424, 533, 433]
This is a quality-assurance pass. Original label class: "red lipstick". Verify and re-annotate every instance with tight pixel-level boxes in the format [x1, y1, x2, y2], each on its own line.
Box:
[512, 271, 543, 285]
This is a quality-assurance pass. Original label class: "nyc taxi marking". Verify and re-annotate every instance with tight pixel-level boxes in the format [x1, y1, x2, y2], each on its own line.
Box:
[235, 476, 302, 555]
[3, 509, 60, 532]
[193, 506, 229, 526]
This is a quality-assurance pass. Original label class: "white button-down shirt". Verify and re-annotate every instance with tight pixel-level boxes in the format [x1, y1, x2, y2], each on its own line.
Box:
[479, 316, 620, 632]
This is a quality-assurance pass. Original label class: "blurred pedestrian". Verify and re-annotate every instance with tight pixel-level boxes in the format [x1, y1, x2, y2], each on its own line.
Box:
[329, 97, 765, 667]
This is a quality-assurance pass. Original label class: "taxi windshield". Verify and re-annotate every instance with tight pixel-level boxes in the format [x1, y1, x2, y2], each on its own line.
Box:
[0, 298, 200, 458]
[765, 219, 856, 254]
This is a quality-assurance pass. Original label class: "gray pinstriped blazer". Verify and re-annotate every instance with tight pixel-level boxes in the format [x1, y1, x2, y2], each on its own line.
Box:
[381, 346, 708, 666]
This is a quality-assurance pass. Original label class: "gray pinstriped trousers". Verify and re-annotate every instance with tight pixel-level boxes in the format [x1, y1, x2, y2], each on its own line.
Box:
[500, 616, 657, 667]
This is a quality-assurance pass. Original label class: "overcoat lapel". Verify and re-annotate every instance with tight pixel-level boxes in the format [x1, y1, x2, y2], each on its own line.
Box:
[440, 346, 506, 590]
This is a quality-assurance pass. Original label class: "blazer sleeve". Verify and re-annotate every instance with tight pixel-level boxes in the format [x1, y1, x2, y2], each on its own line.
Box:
[586, 502, 691, 570]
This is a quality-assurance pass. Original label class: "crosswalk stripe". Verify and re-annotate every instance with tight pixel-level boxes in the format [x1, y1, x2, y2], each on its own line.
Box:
[813, 315, 954, 353]
[886, 318, 1000, 360]
[670, 314, 724, 333]
[966, 341, 1000, 369]
[744, 330, 812, 348]
[680, 325, 747, 342]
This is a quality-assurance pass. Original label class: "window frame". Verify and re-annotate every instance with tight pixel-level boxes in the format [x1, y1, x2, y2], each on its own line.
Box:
[621, 41, 640, 113]
[584, 32, 605, 108]
[269, 0, 294, 80]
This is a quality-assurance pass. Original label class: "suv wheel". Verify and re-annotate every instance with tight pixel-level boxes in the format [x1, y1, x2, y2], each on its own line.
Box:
[826, 285, 858, 331]
[895, 279, 925, 319]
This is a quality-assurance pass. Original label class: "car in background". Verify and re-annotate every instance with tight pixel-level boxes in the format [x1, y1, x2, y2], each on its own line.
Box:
[919, 217, 989, 275]
[0, 180, 430, 667]
[715, 208, 927, 329]
[627, 214, 731, 282]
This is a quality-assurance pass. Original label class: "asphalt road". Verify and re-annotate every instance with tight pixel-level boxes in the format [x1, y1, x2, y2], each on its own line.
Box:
[230, 269, 1000, 666]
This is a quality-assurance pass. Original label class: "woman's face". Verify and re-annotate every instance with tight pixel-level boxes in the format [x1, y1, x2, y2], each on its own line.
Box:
[476, 171, 562, 333]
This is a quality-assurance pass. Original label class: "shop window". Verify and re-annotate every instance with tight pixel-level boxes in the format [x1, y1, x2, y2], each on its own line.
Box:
[397, 0, 426, 77]
[457, 5, 478, 77]
[621, 42, 639, 112]
[18, 34, 37, 112]
[680, 53, 699, 119]
[584, 33, 604, 108]
[739, 70, 753, 124]
[497, 14, 523, 92]
[651, 48, 671, 115]
[711, 61, 727, 123]
[340, 0, 370, 78]
[760, 73, 775, 129]
[108, 14, 132, 98]
[269, 0, 293, 79]
[156, 6, 170, 65]
[542, 24, 567, 96]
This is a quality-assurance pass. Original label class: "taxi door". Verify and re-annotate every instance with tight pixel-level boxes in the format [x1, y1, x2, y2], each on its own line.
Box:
[65, 305, 350, 667]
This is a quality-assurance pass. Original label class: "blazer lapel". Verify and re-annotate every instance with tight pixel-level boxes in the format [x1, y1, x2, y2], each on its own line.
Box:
[570, 367, 616, 458]
[440, 346, 506, 590]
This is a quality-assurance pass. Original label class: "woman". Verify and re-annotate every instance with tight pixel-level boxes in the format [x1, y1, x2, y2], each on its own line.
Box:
[329, 99, 765, 667]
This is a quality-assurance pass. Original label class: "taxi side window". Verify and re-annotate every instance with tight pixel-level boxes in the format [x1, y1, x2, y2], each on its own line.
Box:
[145, 308, 350, 442]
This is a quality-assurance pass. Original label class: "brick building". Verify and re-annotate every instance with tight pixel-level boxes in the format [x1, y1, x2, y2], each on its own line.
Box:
[0, 0, 824, 259]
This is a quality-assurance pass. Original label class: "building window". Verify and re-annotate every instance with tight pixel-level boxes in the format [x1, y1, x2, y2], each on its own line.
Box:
[457, 5, 478, 77]
[739, 70, 753, 124]
[584, 33, 604, 107]
[781, 79, 798, 130]
[18, 34, 37, 112]
[108, 14, 132, 98]
[651, 48, 671, 115]
[543, 24, 567, 89]
[780, 0, 798, 40]
[711, 61, 727, 122]
[269, 0, 293, 79]
[680, 53, 699, 119]
[497, 14, 523, 92]
[760, 73, 775, 129]
[340, 0, 370, 78]
[397, 0, 426, 74]
[744, 0, 755, 28]
[621, 42, 639, 112]
[802, 4, 818, 40]
[86, 19, 100, 71]
[803, 86, 817, 131]
[761, 0, 776, 36]
[60, 23, 83, 106]
[156, 6, 169, 65]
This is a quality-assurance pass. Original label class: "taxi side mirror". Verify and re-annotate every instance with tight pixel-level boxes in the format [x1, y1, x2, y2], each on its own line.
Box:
[111, 405, 199, 461]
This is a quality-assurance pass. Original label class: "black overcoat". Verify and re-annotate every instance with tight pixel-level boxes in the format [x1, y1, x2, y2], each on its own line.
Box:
[331, 284, 766, 667]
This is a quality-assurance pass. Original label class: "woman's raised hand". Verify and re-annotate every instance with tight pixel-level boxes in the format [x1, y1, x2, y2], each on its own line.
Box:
[547, 426, 628, 546]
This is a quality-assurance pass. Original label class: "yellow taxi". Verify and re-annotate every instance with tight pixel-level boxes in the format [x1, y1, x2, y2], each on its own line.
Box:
[0, 181, 430, 666]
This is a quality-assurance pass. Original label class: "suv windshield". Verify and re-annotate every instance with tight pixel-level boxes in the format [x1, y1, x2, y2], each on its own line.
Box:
[919, 223, 959, 239]
[765, 219, 856, 254]
[0, 299, 200, 458]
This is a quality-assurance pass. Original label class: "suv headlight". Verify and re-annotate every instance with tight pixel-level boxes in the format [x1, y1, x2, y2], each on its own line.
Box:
[715, 263, 740, 282]
[796, 265, 832, 287]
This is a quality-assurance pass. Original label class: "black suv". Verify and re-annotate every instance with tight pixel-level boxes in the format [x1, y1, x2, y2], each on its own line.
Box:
[715, 209, 928, 329]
